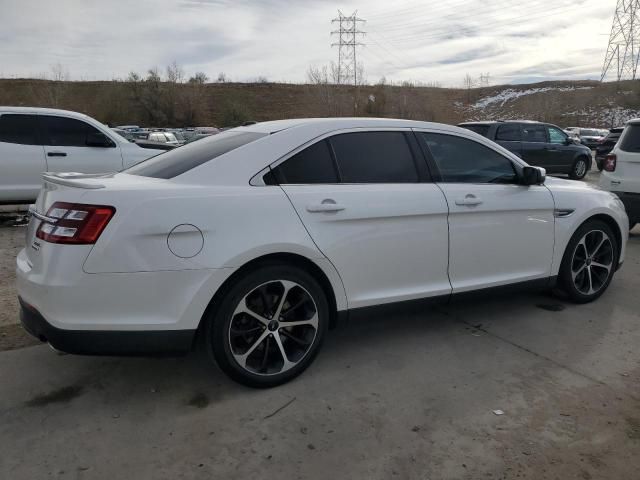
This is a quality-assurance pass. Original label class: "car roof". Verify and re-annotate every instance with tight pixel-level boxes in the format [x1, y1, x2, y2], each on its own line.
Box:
[0, 106, 98, 122]
[240, 117, 473, 135]
[458, 120, 545, 126]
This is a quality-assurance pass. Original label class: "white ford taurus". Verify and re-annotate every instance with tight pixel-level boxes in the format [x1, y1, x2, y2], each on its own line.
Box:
[17, 118, 629, 387]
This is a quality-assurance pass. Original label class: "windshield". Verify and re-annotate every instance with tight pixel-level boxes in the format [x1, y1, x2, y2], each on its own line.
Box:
[125, 130, 267, 178]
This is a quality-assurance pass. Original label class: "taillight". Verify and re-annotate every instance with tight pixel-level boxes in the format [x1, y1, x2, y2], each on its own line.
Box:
[36, 202, 115, 244]
[604, 154, 617, 172]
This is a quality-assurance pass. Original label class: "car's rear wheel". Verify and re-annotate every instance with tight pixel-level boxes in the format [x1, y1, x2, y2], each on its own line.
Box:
[206, 264, 329, 388]
[569, 157, 589, 180]
[558, 220, 618, 303]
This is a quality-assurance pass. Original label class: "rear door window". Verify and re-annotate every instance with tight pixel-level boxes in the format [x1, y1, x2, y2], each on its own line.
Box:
[272, 140, 339, 184]
[125, 130, 267, 178]
[618, 125, 640, 152]
[496, 124, 521, 141]
[0, 114, 41, 145]
[40, 116, 102, 147]
[522, 125, 547, 143]
[330, 131, 419, 183]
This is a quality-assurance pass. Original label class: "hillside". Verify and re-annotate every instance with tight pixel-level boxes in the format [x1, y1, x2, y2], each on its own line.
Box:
[1, 78, 639, 128]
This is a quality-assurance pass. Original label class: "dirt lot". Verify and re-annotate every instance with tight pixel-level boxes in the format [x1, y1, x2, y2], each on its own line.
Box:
[1, 180, 640, 479]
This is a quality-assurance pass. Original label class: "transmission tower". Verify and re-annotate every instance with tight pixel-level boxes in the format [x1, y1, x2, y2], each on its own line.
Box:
[601, 0, 640, 82]
[331, 10, 366, 86]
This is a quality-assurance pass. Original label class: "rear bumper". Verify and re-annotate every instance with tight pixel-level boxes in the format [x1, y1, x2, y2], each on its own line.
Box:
[615, 192, 640, 224]
[19, 298, 195, 355]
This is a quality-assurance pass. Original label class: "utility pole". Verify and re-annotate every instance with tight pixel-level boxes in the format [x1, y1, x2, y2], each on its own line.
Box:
[331, 10, 366, 87]
[601, 0, 640, 82]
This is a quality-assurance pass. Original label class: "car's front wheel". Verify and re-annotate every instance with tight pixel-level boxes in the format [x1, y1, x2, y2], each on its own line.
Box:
[558, 220, 618, 303]
[206, 264, 329, 388]
[569, 157, 589, 180]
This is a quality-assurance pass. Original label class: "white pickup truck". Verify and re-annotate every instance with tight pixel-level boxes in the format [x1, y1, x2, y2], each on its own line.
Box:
[0, 107, 157, 204]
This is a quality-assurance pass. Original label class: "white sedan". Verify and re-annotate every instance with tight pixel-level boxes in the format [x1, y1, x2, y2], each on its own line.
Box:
[17, 118, 629, 387]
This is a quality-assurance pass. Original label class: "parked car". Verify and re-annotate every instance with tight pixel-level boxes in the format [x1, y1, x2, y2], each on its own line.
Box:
[578, 128, 606, 149]
[595, 127, 624, 170]
[111, 128, 135, 142]
[17, 118, 628, 387]
[458, 120, 593, 179]
[147, 131, 181, 146]
[0, 107, 157, 204]
[564, 129, 580, 142]
[132, 139, 177, 151]
[599, 121, 640, 229]
[115, 125, 141, 131]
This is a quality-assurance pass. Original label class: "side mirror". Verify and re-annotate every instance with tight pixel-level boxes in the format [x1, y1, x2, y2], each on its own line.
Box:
[86, 132, 113, 148]
[521, 166, 546, 185]
[565, 137, 574, 145]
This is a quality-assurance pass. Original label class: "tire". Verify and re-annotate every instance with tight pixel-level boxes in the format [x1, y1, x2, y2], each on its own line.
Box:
[596, 158, 604, 171]
[569, 156, 589, 180]
[558, 220, 619, 303]
[205, 264, 329, 388]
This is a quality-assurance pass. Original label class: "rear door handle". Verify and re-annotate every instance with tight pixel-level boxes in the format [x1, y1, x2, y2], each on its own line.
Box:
[47, 151, 67, 157]
[455, 194, 483, 206]
[306, 199, 345, 213]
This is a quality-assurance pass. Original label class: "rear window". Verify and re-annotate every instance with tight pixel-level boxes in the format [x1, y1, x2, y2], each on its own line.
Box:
[125, 130, 266, 178]
[459, 124, 490, 137]
[618, 125, 640, 152]
[0, 114, 40, 145]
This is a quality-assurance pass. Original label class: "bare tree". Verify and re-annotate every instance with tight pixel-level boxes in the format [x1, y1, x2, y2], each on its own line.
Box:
[166, 61, 184, 84]
[188, 72, 209, 84]
[217, 72, 228, 83]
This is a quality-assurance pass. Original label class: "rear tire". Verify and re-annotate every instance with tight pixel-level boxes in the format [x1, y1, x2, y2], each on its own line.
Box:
[569, 157, 589, 180]
[205, 264, 329, 388]
[558, 220, 618, 303]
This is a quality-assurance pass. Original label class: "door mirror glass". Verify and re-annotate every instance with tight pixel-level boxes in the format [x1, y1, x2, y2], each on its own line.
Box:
[521, 166, 545, 185]
[86, 132, 113, 147]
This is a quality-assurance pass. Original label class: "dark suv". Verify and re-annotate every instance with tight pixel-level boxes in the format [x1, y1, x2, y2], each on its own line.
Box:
[595, 127, 624, 171]
[458, 120, 593, 180]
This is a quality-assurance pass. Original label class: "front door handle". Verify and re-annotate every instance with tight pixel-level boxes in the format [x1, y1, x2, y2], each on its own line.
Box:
[47, 151, 67, 157]
[306, 199, 345, 213]
[455, 194, 483, 206]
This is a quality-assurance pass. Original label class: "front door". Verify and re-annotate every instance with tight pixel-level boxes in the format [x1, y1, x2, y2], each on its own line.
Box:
[415, 130, 555, 292]
[546, 125, 576, 172]
[274, 130, 451, 309]
[39, 115, 123, 174]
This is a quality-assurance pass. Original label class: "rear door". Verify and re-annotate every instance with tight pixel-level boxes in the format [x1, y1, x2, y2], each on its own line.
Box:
[0, 113, 46, 203]
[520, 124, 549, 168]
[276, 130, 451, 309]
[415, 130, 555, 292]
[40, 115, 123, 174]
[494, 123, 522, 157]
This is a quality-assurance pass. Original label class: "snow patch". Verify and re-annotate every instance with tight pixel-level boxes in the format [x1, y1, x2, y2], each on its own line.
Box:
[472, 86, 593, 109]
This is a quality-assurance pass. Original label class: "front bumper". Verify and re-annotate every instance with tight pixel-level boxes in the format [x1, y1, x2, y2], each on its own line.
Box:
[19, 298, 195, 355]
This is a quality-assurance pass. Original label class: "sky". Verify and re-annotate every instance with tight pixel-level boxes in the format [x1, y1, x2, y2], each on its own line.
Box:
[0, 0, 618, 87]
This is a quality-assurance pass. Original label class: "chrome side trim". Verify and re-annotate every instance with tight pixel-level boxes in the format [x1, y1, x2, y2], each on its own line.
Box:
[554, 208, 575, 218]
